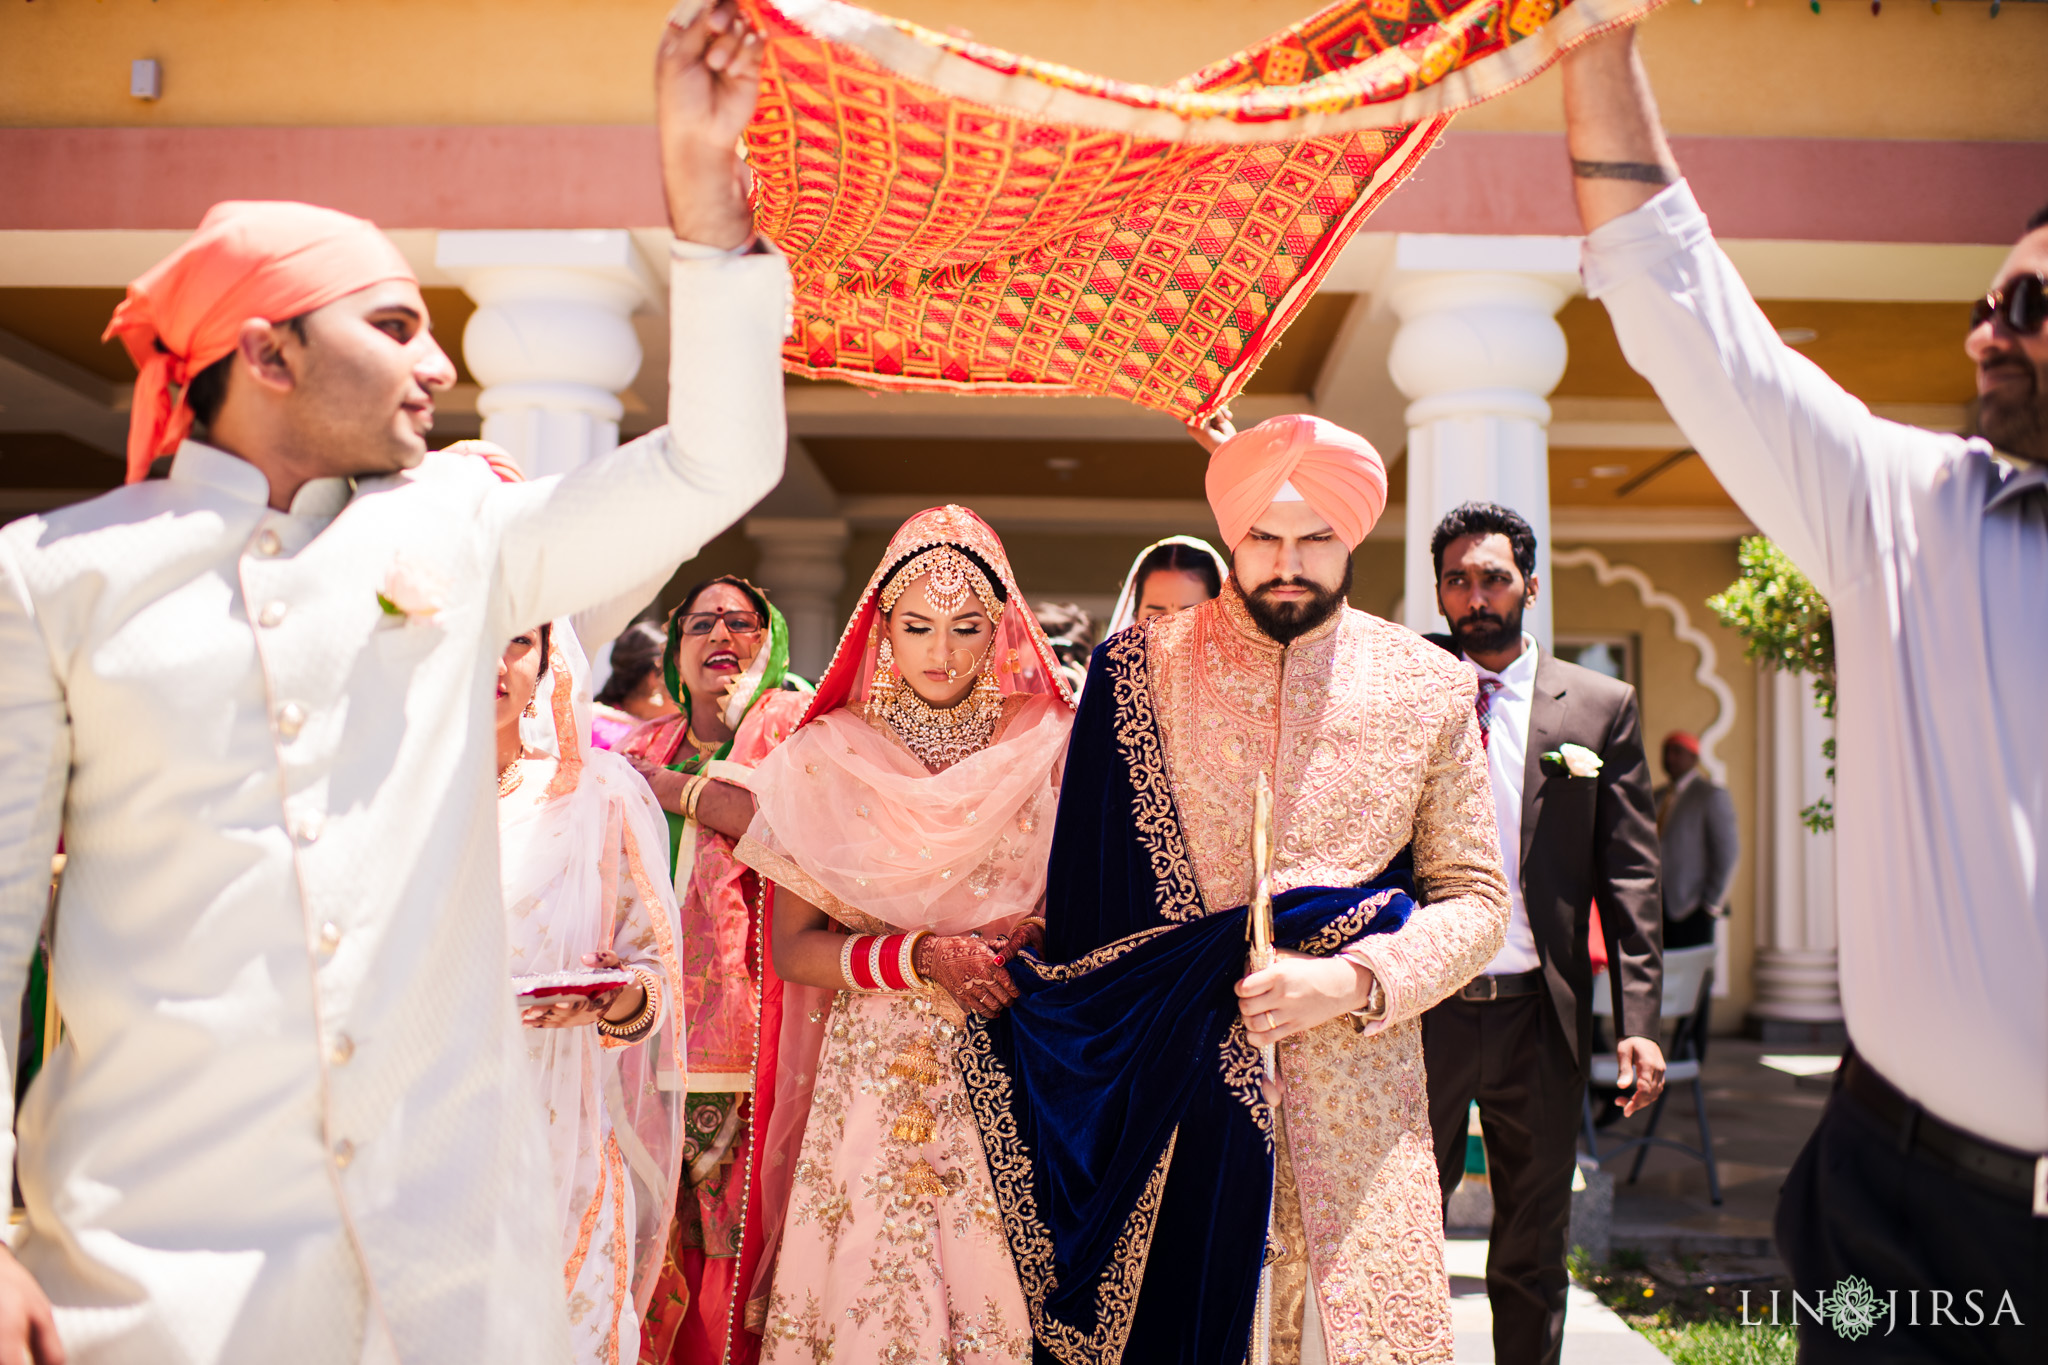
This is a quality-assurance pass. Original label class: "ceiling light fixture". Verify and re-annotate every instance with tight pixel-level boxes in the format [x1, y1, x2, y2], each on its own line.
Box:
[1590, 463, 1630, 478]
[1776, 326, 1819, 345]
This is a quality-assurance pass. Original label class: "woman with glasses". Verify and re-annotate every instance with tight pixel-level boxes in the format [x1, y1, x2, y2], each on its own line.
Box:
[622, 577, 811, 1365]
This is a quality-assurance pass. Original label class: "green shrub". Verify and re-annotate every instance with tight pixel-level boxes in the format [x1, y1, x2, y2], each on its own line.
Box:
[1707, 537, 1836, 831]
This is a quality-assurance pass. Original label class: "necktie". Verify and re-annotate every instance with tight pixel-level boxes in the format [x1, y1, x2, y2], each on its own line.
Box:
[1474, 676, 1503, 750]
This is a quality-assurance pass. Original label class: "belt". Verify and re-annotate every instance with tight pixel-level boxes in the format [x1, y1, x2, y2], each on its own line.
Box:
[1839, 1050, 2048, 1217]
[1456, 968, 1544, 1003]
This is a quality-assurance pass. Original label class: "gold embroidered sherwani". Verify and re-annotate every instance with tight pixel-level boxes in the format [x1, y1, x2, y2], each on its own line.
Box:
[1147, 583, 1509, 1364]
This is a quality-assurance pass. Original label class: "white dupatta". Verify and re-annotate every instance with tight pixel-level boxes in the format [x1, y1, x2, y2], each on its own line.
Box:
[502, 621, 688, 1316]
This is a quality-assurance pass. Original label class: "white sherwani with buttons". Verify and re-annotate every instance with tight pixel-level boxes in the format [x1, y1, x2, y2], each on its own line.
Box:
[0, 244, 790, 1364]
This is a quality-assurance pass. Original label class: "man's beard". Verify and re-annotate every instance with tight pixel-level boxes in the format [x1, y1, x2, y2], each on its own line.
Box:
[1239, 557, 1352, 644]
[1451, 598, 1524, 656]
[1979, 359, 2048, 465]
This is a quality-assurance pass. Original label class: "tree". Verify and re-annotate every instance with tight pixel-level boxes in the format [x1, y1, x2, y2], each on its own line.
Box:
[1707, 538, 1836, 832]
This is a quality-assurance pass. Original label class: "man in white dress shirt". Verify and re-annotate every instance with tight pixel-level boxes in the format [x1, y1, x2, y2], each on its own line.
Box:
[1562, 23, 2045, 1361]
[1421, 501, 1665, 1365]
[0, 7, 781, 1364]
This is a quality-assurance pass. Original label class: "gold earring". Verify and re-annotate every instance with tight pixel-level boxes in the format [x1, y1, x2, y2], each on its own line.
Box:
[872, 637, 897, 697]
[523, 696, 538, 718]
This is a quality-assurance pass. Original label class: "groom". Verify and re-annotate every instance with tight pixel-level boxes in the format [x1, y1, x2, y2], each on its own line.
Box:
[965, 414, 1509, 1365]
[0, 7, 780, 1363]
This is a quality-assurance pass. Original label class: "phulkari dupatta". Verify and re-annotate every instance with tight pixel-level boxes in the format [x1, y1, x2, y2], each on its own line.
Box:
[956, 625, 1417, 1365]
[741, 0, 1661, 420]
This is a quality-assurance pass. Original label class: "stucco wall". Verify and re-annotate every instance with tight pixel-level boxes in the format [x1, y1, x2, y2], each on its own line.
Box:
[5, 0, 2042, 141]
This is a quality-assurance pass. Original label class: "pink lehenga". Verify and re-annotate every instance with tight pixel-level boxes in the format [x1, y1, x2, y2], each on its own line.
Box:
[732, 506, 1075, 1365]
[500, 623, 689, 1365]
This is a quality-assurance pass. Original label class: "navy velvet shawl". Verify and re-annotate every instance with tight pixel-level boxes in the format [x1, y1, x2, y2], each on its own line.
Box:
[959, 629, 1415, 1365]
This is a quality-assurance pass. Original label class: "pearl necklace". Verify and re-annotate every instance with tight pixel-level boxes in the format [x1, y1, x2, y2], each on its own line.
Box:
[497, 758, 524, 797]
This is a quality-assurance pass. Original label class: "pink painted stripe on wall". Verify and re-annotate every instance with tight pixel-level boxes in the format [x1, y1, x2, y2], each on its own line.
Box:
[1372, 132, 2048, 244]
[1, 125, 2042, 243]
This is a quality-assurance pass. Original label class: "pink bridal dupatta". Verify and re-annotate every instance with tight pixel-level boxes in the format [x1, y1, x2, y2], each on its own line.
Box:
[742, 0, 1659, 419]
[729, 507, 1076, 1348]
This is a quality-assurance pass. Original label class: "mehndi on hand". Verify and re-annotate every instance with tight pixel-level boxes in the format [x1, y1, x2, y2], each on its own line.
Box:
[914, 932, 1019, 1019]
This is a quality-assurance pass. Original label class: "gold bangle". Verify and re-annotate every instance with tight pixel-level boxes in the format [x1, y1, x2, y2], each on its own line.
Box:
[597, 970, 660, 1038]
[839, 933, 864, 992]
[683, 774, 710, 823]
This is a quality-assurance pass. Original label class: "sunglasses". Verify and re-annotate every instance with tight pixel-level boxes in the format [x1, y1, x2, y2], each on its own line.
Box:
[1969, 273, 2047, 337]
[679, 611, 765, 636]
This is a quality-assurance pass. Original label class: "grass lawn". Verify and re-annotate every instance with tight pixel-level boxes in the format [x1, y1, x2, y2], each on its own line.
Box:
[1572, 1250, 1799, 1365]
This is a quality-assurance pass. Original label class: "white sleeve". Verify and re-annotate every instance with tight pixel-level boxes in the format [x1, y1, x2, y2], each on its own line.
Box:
[0, 538, 69, 1172]
[489, 242, 791, 634]
[1581, 181, 1954, 600]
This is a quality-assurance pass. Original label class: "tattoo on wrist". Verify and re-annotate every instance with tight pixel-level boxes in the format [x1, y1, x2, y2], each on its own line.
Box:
[1570, 159, 1676, 186]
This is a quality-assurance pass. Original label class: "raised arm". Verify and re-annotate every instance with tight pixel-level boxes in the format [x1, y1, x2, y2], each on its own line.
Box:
[490, 2, 789, 632]
[1562, 24, 1930, 600]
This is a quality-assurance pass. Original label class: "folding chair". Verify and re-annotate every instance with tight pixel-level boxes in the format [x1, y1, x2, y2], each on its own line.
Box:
[1579, 943, 1721, 1205]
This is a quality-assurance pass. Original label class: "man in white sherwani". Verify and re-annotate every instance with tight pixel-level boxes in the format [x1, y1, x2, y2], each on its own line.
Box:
[0, 9, 779, 1363]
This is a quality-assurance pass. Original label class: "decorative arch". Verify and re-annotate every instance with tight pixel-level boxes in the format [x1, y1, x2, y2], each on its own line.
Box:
[1550, 547, 1736, 785]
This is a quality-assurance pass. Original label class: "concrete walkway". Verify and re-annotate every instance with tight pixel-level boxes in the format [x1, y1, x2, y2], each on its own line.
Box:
[1445, 1237, 1667, 1364]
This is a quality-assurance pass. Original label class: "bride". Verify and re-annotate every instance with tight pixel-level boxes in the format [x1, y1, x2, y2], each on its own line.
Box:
[731, 506, 1075, 1364]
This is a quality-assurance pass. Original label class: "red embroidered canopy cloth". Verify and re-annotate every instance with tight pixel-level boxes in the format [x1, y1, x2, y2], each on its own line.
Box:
[741, 0, 1654, 421]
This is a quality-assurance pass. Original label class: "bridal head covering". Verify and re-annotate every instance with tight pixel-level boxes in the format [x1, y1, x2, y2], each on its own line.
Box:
[103, 200, 417, 482]
[504, 619, 687, 1316]
[1106, 534, 1230, 636]
[1203, 413, 1389, 551]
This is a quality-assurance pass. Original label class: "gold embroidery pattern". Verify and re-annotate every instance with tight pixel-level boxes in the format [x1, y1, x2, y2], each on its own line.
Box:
[763, 991, 1030, 1364]
[1016, 921, 1176, 982]
[605, 1135, 629, 1365]
[1294, 888, 1403, 958]
[958, 1020, 1178, 1365]
[1219, 1017, 1275, 1148]
[1103, 627, 1204, 925]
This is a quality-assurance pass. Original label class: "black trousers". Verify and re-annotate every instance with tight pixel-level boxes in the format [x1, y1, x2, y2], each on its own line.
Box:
[1662, 907, 1717, 950]
[1424, 993, 1583, 1365]
[1776, 1076, 2046, 1363]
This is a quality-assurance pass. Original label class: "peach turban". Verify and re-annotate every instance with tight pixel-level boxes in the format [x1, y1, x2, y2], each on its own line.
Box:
[1203, 413, 1389, 550]
[103, 201, 417, 483]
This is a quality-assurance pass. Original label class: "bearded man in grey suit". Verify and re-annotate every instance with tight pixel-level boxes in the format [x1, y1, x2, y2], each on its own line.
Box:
[1654, 731, 1738, 950]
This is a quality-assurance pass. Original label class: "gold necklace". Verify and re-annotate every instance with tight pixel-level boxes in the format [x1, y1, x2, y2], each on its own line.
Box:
[869, 665, 1004, 772]
[498, 758, 524, 797]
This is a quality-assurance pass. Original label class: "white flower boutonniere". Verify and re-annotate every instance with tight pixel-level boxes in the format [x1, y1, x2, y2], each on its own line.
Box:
[377, 555, 449, 623]
[1541, 742, 1604, 779]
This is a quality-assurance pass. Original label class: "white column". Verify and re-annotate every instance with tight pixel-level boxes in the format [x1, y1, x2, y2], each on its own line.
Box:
[1385, 237, 1578, 650]
[1750, 667, 1843, 1030]
[746, 516, 851, 681]
[435, 230, 659, 480]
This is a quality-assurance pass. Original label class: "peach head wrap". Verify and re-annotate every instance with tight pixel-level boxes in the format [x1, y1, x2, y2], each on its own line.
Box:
[1204, 413, 1389, 550]
[102, 200, 417, 483]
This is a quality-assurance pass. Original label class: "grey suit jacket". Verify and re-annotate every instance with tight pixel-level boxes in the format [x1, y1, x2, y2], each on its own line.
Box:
[1655, 774, 1739, 921]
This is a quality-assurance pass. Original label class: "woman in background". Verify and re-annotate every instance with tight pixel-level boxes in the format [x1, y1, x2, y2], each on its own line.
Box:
[1104, 534, 1227, 635]
[623, 578, 810, 1365]
[593, 621, 679, 751]
[496, 621, 687, 1365]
